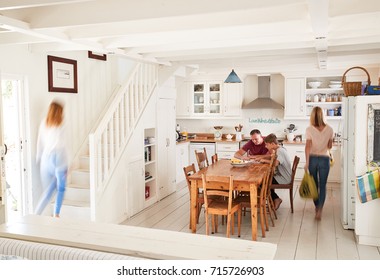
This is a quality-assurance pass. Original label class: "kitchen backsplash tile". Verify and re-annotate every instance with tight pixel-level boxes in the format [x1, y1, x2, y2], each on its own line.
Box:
[177, 109, 342, 139]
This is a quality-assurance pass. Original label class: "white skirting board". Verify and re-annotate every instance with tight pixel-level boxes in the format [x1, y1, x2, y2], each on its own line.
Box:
[356, 234, 380, 247]
[0, 215, 276, 260]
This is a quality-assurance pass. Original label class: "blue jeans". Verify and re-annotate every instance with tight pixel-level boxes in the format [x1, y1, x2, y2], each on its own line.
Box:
[35, 151, 67, 216]
[308, 155, 330, 209]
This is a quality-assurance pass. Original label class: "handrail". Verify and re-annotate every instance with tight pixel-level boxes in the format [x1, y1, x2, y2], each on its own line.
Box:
[88, 63, 158, 220]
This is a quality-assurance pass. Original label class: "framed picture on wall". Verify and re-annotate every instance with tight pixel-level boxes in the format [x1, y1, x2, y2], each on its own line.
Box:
[47, 55, 78, 93]
[88, 51, 107, 61]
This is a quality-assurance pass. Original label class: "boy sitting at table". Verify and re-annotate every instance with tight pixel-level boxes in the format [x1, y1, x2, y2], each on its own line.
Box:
[259, 133, 292, 210]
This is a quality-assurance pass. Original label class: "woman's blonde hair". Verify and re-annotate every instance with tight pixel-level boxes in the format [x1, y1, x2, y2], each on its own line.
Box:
[46, 101, 64, 127]
[310, 106, 326, 127]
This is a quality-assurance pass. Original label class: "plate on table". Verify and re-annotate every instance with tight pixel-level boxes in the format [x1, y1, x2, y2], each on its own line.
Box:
[230, 160, 253, 167]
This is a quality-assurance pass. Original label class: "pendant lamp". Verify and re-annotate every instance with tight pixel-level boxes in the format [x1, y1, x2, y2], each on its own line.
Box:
[224, 69, 242, 83]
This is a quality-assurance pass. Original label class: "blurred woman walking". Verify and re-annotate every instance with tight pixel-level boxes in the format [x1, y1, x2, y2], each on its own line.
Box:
[304, 106, 334, 220]
[35, 101, 68, 217]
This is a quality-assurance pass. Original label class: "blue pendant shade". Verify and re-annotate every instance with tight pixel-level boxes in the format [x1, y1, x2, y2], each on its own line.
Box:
[224, 69, 242, 83]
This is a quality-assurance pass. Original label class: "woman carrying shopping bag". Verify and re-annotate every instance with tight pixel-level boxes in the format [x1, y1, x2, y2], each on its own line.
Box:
[304, 107, 334, 220]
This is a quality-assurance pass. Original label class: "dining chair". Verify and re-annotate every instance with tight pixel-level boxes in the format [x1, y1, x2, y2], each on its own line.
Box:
[195, 148, 209, 170]
[234, 152, 277, 237]
[211, 153, 218, 164]
[183, 163, 204, 228]
[201, 174, 242, 238]
[265, 152, 278, 226]
[270, 155, 300, 213]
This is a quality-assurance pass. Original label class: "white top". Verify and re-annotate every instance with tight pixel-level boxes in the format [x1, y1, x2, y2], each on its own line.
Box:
[305, 124, 334, 156]
[274, 147, 292, 184]
[36, 120, 68, 166]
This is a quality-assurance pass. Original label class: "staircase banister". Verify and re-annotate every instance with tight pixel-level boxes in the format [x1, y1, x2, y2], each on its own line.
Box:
[89, 63, 141, 137]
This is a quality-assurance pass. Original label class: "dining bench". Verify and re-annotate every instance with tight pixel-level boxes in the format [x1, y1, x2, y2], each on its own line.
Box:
[0, 215, 277, 260]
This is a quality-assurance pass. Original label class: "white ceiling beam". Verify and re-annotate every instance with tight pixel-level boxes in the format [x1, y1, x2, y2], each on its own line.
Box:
[0, 32, 48, 45]
[102, 20, 311, 49]
[0, 14, 163, 64]
[0, 0, 94, 11]
[64, 5, 308, 41]
[307, 0, 329, 69]
[2, 0, 305, 29]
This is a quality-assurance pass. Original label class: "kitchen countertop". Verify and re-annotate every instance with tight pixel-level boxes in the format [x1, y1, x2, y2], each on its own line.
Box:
[282, 140, 340, 146]
[177, 138, 339, 146]
[176, 138, 241, 145]
[176, 133, 243, 145]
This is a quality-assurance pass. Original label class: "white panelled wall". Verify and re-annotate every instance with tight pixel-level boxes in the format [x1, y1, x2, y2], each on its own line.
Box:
[0, 44, 136, 215]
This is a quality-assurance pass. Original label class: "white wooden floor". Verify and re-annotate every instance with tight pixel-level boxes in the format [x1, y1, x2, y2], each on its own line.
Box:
[121, 181, 380, 260]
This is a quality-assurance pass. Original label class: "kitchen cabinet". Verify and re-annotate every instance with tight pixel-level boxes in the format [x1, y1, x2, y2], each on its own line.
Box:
[283, 143, 306, 180]
[284, 78, 305, 119]
[176, 142, 189, 184]
[223, 83, 242, 117]
[305, 76, 343, 120]
[284, 76, 343, 120]
[216, 142, 239, 159]
[283, 143, 341, 183]
[328, 146, 341, 182]
[176, 80, 243, 118]
[192, 81, 222, 116]
[176, 81, 191, 117]
[127, 157, 145, 216]
[157, 98, 176, 200]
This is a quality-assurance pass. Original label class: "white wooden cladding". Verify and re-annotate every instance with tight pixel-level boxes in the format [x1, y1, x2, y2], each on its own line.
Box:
[89, 63, 158, 220]
[0, 237, 141, 260]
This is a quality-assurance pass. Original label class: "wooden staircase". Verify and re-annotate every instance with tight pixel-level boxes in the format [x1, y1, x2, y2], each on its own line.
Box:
[48, 63, 158, 221]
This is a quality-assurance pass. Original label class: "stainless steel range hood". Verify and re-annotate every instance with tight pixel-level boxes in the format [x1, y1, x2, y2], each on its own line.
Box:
[243, 76, 284, 109]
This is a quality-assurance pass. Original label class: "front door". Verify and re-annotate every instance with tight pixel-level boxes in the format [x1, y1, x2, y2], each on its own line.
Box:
[0, 73, 5, 224]
[0, 74, 29, 223]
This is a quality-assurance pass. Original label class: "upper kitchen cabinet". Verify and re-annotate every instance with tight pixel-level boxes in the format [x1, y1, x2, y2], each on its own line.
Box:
[305, 76, 343, 120]
[192, 81, 222, 116]
[176, 79, 242, 118]
[284, 76, 343, 120]
[223, 83, 242, 117]
[176, 81, 191, 117]
[284, 78, 305, 119]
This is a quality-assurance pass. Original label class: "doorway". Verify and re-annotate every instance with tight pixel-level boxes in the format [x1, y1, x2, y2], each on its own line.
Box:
[1, 75, 28, 222]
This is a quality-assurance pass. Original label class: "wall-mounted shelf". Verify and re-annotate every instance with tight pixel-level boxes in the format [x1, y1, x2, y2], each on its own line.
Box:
[144, 128, 156, 206]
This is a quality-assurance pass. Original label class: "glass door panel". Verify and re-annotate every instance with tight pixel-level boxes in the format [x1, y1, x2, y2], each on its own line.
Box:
[193, 83, 205, 114]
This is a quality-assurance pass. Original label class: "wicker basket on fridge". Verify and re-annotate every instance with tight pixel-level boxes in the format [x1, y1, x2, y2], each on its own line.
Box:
[341, 66, 371, 96]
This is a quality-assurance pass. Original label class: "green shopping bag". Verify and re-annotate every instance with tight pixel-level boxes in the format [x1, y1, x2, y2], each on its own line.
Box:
[299, 172, 318, 199]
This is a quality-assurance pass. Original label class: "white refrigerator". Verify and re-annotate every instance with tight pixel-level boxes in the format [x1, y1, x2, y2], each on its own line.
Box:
[341, 96, 380, 246]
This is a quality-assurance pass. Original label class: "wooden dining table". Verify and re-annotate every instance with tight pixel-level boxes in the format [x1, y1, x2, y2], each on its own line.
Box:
[189, 159, 269, 241]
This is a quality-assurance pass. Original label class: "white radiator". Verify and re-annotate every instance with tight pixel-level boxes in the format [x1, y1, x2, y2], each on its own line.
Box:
[0, 237, 143, 260]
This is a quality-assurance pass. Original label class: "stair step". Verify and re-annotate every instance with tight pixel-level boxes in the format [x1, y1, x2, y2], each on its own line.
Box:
[65, 186, 90, 202]
[79, 155, 89, 169]
[59, 203, 91, 221]
[67, 183, 89, 190]
[41, 201, 91, 221]
[62, 199, 90, 207]
[71, 169, 90, 186]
